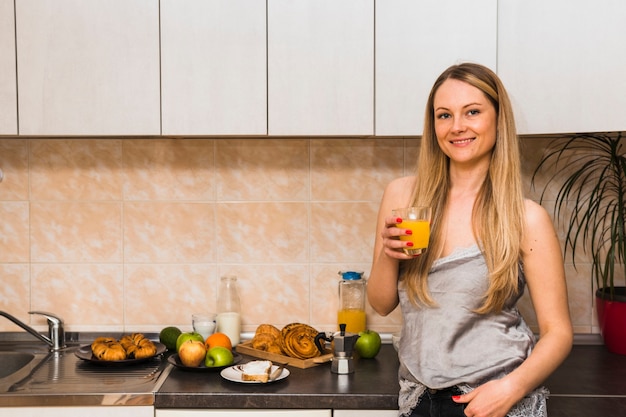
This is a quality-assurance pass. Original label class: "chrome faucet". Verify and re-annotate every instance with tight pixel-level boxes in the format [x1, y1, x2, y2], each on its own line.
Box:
[0, 310, 66, 351]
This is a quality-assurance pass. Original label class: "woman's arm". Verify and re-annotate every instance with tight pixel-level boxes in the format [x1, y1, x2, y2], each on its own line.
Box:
[367, 176, 416, 316]
[455, 199, 573, 416]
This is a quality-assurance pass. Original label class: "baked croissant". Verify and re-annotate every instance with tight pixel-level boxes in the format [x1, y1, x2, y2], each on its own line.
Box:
[120, 333, 157, 359]
[279, 323, 321, 359]
[91, 337, 127, 361]
[251, 324, 284, 354]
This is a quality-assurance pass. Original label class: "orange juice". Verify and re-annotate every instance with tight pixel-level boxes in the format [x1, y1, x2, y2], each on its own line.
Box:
[398, 219, 430, 250]
[338, 309, 366, 333]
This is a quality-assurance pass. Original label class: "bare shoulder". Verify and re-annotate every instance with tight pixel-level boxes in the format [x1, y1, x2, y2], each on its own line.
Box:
[522, 199, 560, 252]
[383, 176, 416, 202]
[523, 199, 553, 230]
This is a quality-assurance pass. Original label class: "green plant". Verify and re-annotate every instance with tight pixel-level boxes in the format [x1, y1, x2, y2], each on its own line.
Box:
[532, 132, 626, 300]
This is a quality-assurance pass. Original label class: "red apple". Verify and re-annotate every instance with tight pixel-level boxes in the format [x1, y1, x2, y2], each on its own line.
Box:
[178, 340, 207, 367]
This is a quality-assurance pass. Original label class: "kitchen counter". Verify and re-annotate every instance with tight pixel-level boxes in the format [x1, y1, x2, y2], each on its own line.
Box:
[155, 344, 400, 410]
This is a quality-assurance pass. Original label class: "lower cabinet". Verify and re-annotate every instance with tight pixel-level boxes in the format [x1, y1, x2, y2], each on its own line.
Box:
[156, 411, 330, 417]
[0, 406, 153, 417]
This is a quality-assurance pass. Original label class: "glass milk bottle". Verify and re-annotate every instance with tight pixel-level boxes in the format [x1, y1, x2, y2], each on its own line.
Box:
[337, 271, 366, 333]
[216, 275, 242, 346]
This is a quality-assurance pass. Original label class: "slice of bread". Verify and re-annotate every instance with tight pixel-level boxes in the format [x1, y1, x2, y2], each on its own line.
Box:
[241, 360, 272, 383]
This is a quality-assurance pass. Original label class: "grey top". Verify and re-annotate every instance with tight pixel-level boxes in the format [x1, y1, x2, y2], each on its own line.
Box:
[397, 244, 535, 390]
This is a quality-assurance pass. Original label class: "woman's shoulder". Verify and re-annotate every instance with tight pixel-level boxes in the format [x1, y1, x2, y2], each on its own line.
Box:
[383, 176, 417, 202]
[523, 198, 554, 233]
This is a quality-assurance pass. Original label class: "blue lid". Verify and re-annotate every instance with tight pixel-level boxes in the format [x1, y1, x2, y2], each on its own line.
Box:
[339, 270, 364, 280]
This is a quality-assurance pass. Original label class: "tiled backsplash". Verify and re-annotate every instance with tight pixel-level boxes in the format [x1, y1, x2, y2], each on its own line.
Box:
[0, 137, 594, 336]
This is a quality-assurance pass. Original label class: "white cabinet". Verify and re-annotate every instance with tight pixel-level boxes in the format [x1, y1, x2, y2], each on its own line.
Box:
[160, 0, 267, 136]
[0, 406, 152, 417]
[156, 410, 330, 417]
[16, 0, 160, 136]
[375, 0, 497, 136]
[0, 0, 17, 135]
[268, 0, 374, 136]
[334, 411, 398, 417]
[497, 0, 626, 134]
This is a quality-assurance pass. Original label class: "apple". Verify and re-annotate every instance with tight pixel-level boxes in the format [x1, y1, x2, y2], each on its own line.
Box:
[354, 330, 382, 359]
[205, 346, 234, 367]
[178, 340, 207, 367]
[176, 331, 204, 352]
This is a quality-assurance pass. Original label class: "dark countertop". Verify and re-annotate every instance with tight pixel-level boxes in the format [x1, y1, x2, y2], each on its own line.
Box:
[156, 343, 626, 415]
[155, 344, 400, 410]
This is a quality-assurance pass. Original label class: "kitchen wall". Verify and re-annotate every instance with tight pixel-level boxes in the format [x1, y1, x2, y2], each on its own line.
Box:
[0, 137, 594, 336]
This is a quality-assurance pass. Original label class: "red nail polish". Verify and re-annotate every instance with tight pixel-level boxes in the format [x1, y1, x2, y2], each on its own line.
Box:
[451, 395, 461, 401]
[406, 242, 414, 247]
[395, 217, 403, 223]
[405, 230, 412, 235]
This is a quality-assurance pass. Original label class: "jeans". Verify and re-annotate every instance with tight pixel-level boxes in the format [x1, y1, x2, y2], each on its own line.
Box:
[409, 386, 467, 417]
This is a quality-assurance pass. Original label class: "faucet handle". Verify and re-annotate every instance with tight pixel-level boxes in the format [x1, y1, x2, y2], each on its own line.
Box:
[29, 311, 66, 350]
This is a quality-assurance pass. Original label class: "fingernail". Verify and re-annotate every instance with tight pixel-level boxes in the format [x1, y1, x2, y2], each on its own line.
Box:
[451, 395, 461, 400]
[405, 230, 412, 235]
[406, 242, 413, 247]
[395, 217, 403, 223]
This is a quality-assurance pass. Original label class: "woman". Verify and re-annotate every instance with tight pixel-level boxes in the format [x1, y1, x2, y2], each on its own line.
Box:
[367, 63, 572, 417]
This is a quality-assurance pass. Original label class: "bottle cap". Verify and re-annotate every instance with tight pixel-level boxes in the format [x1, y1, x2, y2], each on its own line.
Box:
[339, 271, 364, 280]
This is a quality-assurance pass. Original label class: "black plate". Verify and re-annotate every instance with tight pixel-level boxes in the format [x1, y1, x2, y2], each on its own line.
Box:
[168, 352, 242, 372]
[75, 342, 166, 366]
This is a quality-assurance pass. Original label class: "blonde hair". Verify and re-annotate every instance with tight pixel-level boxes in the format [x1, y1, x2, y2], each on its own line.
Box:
[403, 63, 525, 314]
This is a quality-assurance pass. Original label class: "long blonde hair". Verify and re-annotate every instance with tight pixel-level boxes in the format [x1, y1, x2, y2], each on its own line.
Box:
[404, 63, 525, 314]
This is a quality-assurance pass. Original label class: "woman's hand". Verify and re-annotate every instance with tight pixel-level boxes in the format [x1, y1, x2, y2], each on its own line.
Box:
[381, 215, 418, 259]
[452, 378, 519, 417]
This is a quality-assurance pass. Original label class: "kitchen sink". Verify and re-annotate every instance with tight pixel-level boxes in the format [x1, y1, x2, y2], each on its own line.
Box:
[0, 352, 36, 378]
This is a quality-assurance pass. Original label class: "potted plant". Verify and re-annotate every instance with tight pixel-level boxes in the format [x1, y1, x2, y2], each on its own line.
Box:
[533, 132, 626, 354]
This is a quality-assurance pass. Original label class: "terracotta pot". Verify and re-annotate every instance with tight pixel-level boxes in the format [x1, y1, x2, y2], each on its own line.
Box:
[596, 287, 626, 355]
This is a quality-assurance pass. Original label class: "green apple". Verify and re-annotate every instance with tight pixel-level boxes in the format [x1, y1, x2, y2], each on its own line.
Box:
[176, 331, 205, 352]
[205, 346, 234, 367]
[354, 330, 382, 359]
[178, 340, 207, 367]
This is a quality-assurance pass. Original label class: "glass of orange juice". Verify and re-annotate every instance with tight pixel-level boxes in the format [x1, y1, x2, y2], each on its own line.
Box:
[392, 206, 432, 255]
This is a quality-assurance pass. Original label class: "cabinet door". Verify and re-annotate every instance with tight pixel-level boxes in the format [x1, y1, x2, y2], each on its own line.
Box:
[376, 0, 497, 136]
[0, 0, 17, 135]
[268, 0, 374, 136]
[0, 406, 153, 417]
[16, 0, 160, 136]
[161, 0, 267, 136]
[498, 0, 626, 134]
[156, 410, 331, 417]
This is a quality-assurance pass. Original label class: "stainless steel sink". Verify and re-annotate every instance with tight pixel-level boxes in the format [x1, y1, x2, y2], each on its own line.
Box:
[0, 352, 36, 378]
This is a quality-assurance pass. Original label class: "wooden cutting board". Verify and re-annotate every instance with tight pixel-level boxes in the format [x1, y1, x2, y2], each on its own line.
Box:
[236, 340, 333, 369]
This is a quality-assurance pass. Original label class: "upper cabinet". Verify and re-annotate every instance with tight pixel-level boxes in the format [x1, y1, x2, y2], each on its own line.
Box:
[498, 0, 626, 134]
[160, 0, 267, 136]
[375, 0, 497, 136]
[0, 0, 17, 135]
[268, 0, 374, 136]
[16, 0, 160, 136]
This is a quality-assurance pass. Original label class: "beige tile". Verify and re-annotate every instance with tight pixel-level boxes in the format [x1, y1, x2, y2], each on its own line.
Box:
[0, 202, 29, 262]
[310, 202, 379, 263]
[311, 138, 404, 201]
[30, 202, 121, 262]
[31, 264, 124, 331]
[218, 265, 310, 332]
[124, 202, 215, 263]
[215, 202, 308, 263]
[0, 139, 29, 200]
[30, 139, 123, 200]
[0, 264, 30, 331]
[123, 139, 215, 201]
[216, 139, 309, 201]
[124, 264, 217, 330]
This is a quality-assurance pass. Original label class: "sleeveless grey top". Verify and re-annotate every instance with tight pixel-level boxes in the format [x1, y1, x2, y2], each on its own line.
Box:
[397, 244, 536, 390]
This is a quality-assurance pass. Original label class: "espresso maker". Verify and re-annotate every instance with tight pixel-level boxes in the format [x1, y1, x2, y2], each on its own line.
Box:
[315, 323, 360, 374]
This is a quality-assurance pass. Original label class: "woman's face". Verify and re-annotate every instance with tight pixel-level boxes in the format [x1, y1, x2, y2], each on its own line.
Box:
[433, 78, 497, 168]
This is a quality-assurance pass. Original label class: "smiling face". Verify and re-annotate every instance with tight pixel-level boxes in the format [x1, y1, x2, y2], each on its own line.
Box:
[433, 78, 497, 169]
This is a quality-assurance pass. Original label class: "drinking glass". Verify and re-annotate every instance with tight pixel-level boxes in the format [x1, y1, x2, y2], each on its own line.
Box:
[192, 313, 216, 340]
[392, 206, 432, 255]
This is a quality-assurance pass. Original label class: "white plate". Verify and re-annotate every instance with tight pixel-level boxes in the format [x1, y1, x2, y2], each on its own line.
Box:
[220, 364, 290, 383]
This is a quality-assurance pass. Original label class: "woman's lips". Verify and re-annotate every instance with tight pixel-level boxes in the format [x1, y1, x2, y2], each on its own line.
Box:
[449, 137, 475, 145]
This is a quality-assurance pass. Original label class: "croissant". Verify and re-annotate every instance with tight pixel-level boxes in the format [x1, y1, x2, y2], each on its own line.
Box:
[91, 337, 127, 361]
[251, 324, 284, 354]
[279, 323, 321, 359]
[120, 333, 157, 359]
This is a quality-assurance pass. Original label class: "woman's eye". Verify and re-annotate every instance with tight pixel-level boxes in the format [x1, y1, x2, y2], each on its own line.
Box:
[436, 113, 451, 119]
[468, 109, 480, 116]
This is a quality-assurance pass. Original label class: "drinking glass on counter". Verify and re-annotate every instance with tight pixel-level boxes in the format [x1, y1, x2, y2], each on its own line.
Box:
[192, 313, 216, 340]
[392, 206, 432, 255]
